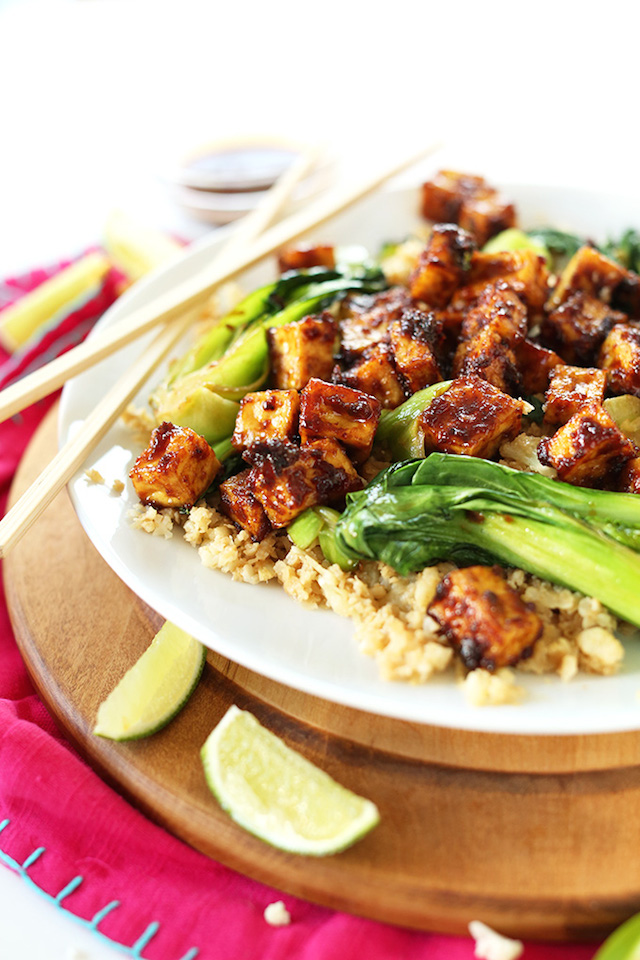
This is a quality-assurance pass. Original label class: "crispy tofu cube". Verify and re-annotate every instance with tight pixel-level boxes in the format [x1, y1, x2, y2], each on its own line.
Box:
[428, 565, 542, 670]
[459, 282, 528, 342]
[420, 170, 487, 222]
[244, 438, 362, 528]
[537, 403, 637, 486]
[599, 324, 640, 396]
[409, 223, 474, 307]
[515, 339, 564, 395]
[453, 329, 521, 394]
[267, 312, 336, 390]
[419, 171, 516, 245]
[130, 421, 220, 508]
[457, 195, 516, 247]
[451, 249, 549, 317]
[543, 366, 607, 426]
[419, 376, 526, 458]
[547, 245, 630, 310]
[336, 342, 406, 409]
[338, 286, 412, 357]
[618, 457, 640, 494]
[388, 309, 444, 394]
[277, 243, 335, 273]
[299, 377, 381, 462]
[231, 389, 300, 451]
[219, 468, 272, 541]
[541, 291, 626, 365]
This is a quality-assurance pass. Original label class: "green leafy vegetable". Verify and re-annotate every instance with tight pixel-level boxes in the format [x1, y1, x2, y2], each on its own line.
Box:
[601, 228, 640, 273]
[375, 380, 453, 460]
[482, 228, 552, 267]
[331, 453, 640, 624]
[593, 911, 640, 959]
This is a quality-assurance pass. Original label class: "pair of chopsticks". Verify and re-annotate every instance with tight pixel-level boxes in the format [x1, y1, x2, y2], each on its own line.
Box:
[0, 142, 440, 558]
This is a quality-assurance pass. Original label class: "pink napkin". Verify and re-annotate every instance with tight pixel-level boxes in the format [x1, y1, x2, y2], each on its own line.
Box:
[0, 261, 600, 959]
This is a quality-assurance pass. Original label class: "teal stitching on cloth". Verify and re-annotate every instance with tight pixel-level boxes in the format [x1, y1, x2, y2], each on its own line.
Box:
[132, 921, 160, 956]
[0, 824, 200, 959]
[56, 874, 83, 903]
[22, 846, 46, 870]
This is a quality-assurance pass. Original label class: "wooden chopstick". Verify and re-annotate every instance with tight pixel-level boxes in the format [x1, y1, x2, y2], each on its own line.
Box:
[0, 148, 318, 559]
[0, 142, 440, 424]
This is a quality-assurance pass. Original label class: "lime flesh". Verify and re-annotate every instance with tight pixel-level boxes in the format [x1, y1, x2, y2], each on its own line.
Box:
[93, 621, 206, 740]
[201, 705, 380, 856]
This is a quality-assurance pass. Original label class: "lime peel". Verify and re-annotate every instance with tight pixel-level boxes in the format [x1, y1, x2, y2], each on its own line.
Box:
[93, 622, 206, 740]
[201, 705, 380, 856]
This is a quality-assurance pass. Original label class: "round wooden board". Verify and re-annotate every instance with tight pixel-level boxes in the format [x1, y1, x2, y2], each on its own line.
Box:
[6, 405, 640, 942]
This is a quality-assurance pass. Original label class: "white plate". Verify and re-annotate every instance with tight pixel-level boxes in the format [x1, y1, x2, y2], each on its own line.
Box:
[59, 182, 640, 736]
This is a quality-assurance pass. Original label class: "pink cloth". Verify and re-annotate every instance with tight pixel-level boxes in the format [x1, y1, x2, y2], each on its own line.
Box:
[0, 263, 600, 959]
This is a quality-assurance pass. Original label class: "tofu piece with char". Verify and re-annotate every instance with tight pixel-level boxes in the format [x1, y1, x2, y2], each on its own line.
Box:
[419, 376, 526, 458]
[618, 457, 640, 494]
[450, 249, 549, 317]
[457, 194, 517, 247]
[277, 243, 335, 273]
[409, 223, 474, 308]
[243, 438, 362, 529]
[231, 389, 300, 451]
[427, 565, 542, 670]
[219, 468, 272, 541]
[543, 365, 607, 426]
[541, 291, 626, 365]
[515, 339, 564, 394]
[420, 170, 516, 245]
[299, 377, 381, 462]
[453, 284, 527, 394]
[458, 282, 528, 342]
[599, 324, 640, 396]
[537, 402, 637, 486]
[335, 342, 406, 409]
[130, 421, 220, 509]
[338, 286, 412, 358]
[388, 309, 444, 394]
[267, 311, 336, 390]
[547, 245, 630, 310]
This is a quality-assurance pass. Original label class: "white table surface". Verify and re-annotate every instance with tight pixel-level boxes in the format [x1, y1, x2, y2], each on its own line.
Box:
[1, 0, 639, 955]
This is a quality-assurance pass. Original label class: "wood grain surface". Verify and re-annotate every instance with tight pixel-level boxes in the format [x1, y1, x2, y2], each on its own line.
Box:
[5, 404, 640, 941]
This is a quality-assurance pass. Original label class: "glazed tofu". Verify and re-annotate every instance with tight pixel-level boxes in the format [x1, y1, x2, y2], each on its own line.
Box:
[130, 421, 220, 509]
[515, 339, 564, 395]
[543, 366, 607, 426]
[457, 194, 517, 247]
[450, 249, 549, 317]
[219, 468, 272, 541]
[388, 309, 443, 394]
[547, 246, 630, 310]
[338, 286, 412, 357]
[453, 284, 527, 393]
[244, 438, 362, 528]
[299, 377, 381, 462]
[599, 324, 640, 396]
[420, 170, 487, 223]
[537, 403, 637, 486]
[277, 243, 335, 273]
[618, 457, 640, 494]
[453, 334, 520, 394]
[458, 282, 528, 342]
[541, 291, 626, 365]
[420, 171, 516, 245]
[267, 312, 336, 390]
[409, 223, 474, 308]
[419, 376, 526, 458]
[231, 389, 300, 451]
[428, 566, 542, 670]
[336, 342, 406, 409]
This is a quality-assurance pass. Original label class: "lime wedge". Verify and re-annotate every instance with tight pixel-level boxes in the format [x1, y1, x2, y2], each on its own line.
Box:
[93, 622, 206, 740]
[201, 705, 380, 856]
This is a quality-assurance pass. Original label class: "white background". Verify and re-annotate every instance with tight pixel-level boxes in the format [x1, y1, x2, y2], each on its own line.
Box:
[1, 0, 639, 955]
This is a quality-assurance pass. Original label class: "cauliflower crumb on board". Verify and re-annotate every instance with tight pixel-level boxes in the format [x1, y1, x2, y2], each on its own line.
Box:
[84, 467, 104, 484]
[469, 920, 524, 960]
[263, 900, 291, 926]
